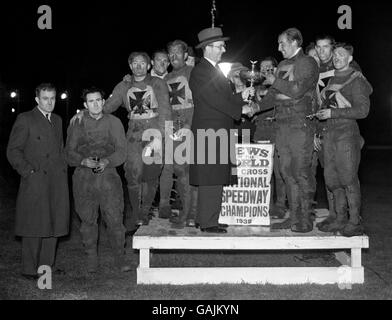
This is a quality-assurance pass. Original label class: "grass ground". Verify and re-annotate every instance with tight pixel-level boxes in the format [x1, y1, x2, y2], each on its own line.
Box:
[1, 149, 391, 300]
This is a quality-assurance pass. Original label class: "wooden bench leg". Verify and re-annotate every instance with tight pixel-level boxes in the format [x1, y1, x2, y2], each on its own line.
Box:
[140, 249, 150, 268]
[351, 248, 361, 268]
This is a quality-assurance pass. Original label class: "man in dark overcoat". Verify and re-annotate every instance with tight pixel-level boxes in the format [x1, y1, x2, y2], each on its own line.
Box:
[7, 83, 69, 279]
[189, 27, 256, 233]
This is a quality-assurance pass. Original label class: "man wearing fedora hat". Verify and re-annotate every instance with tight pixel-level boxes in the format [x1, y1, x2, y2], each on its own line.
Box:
[189, 27, 257, 233]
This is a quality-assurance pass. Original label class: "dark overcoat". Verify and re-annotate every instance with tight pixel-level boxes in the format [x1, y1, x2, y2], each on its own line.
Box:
[189, 58, 244, 186]
[7, 107, 70, 237]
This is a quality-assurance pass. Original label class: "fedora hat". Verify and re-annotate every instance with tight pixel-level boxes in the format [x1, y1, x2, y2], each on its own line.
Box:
[195, 27, 230, 49]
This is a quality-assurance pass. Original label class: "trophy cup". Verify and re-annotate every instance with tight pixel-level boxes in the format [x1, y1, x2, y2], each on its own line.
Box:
[248, 60, 258, 103]
[240, 60, 263, 104]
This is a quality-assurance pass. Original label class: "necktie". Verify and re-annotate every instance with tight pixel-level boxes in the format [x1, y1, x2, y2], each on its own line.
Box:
[46, 114, 52, 124]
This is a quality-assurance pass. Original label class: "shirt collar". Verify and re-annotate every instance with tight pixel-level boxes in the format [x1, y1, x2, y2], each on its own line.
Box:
[37, 106, 51, 121]
[86, 112, 104, 121]
[205, 57, 218, 67]
[151, 69, 167, 79]
[288, 47, 302, 60]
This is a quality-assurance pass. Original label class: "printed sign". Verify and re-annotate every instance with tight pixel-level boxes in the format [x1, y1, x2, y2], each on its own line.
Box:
[219, 143, 274, 226]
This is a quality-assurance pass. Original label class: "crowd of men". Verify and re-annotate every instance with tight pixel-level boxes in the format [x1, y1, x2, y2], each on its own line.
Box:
[6, 26, 372, 279]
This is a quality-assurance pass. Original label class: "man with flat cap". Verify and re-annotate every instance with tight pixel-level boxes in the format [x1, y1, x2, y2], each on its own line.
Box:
[189, 27, 257, 233]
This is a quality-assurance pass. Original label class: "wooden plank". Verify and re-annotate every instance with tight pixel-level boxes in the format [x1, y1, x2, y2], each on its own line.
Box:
[133, 235, 369, 250]
[133, 209, 370, 242]
[136, 267, 364, 285]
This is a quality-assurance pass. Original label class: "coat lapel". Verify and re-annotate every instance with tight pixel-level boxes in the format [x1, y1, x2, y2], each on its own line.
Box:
[32, 107, 61, 147]
[199, 58, 216, 76]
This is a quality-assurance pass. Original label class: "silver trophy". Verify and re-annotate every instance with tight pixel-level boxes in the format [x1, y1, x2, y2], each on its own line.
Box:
[240, 60, 263, 104]
[248, 60, 259, 99]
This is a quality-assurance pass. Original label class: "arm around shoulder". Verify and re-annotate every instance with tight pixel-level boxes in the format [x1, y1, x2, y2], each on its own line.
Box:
[103, 81, 128, 114]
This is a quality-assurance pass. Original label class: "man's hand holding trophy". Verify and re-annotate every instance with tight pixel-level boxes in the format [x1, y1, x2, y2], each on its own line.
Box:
[240, 60, 262, 117]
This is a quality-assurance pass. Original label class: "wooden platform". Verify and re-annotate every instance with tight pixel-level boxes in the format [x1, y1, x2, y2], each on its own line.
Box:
[132, 209, 369, 285]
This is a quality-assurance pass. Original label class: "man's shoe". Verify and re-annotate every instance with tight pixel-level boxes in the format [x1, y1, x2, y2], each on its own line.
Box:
[324, 219, 347, 233]
[186, 219, 196, 227]
[218, 224, 229, 228]
[269, 205, 287, 219]
[136, 218, 149, 226]
[341, 222, 364, 237]
[200, 226, 227, 233]
[316, 215, 336, 231]
[271, 218, 292, 230]
[291, 220, 313, 233]
[21, 274, 39, 281]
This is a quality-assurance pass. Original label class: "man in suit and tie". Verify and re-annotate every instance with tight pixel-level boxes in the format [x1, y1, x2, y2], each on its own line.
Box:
[7, 83, 70, 280]
[189, 27, 256, 233]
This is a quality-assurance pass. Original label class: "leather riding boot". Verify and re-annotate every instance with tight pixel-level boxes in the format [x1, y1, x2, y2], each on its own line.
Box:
[325, 188, 348, 232]
[272, 183, 299, 230]
[138, 181, 158, 225]
[346, 182, 361, 225]
[292, 196, 313, 233]
[341, 182, 364, 237]
[317, 187, 337, 231]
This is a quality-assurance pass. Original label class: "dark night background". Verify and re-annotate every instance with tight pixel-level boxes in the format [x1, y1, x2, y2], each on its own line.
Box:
[0, 0, 391, 147]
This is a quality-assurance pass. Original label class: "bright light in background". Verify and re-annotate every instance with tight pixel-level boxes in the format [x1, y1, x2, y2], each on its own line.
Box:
[10, 91, 17, 98]
[76, 109, 81, 113]
[61, 92, 68, 100]
[218, 62, 233, 78]
[11, 108, 16, 113]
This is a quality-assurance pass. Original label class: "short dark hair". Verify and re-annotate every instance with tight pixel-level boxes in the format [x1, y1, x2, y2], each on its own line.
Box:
[315, 34, 336, 46]
[261, 56, 278, 68]
[35, 83, 56, 98]
[305, 42, 316, 55]
[128, 52, 151, 65]
[280, 27, 303, 47]
[167, 39, 188, 53]
[334, 42, 354, 56]
[82, 87, 105, 102]
[152, 49, 168, 60]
